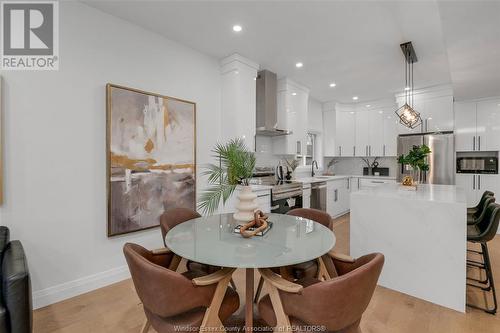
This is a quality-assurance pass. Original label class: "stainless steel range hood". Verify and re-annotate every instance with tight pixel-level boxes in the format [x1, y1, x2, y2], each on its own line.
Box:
[256, 70, 292, 136]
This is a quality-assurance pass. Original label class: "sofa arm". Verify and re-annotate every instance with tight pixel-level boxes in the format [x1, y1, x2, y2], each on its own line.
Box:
[2, 241, 32, 333]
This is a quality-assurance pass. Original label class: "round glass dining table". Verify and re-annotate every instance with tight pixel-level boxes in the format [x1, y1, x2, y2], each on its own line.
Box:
[165, 213, 336, 329]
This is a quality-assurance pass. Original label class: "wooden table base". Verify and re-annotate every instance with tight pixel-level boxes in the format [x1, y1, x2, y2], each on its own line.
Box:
[245, 268, 254, 330]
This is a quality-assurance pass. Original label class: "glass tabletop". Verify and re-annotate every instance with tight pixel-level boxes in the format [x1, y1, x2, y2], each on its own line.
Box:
[165, 213, 336, 269]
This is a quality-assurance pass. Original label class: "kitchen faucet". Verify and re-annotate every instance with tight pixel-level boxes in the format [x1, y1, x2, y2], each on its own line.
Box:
[311, 160, 319, 177]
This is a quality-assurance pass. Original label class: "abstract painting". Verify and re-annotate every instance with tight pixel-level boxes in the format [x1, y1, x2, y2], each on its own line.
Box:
[106, 84, 196, 236]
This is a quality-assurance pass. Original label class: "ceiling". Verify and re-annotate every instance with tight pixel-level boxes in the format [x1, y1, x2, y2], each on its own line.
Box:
[83, 1, 500, 103]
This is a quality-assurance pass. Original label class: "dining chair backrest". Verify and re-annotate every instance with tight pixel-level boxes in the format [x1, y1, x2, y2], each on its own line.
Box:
[287, 208, 332, 229]
[160, 208, 201, 246]
[123, 243, 213, 318]
[476, 191, 495, 209]
[476, 203, 500, 242]
[280, 253, 384, 331]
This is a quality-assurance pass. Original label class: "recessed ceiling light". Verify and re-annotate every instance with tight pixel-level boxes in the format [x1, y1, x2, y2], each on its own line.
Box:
[329, 82, 336, 88]
[350, 112, 355, 114]
[378, 111, 383, 114]
[292, 92, 297, 96]
[366, 104, 371, 107]
[428, 117, 433, 120]
[352, 96, 359, 100]
[295, 62, 303, 68]
[404, 86, 411, 91]
[232, 25, 242, 32]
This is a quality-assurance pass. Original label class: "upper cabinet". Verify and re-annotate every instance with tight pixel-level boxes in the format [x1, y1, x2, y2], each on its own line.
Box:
[323, 103, 336, 157]
[396, 85, 454, 134]
[332, 101, 398, 157]
[335, 109, 356, 157]
[272, 79, 309, 156]
[220, 54, 260, 150]
[455, 98, 500, 152]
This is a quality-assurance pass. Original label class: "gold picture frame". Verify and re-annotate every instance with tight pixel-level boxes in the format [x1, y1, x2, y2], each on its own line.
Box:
[106, 84, 196, 237]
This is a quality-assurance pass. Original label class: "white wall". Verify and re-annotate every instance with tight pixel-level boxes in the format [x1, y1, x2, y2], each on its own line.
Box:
[0, 1, 222, 308]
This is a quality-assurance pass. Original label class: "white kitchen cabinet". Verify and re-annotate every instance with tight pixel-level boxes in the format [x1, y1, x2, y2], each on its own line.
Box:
[326, 178, 349, 218]
[359, 178, 396, 190]
[273, 79, 309, 156]
[350, 177, 360, 192]
[302, 184, 311, 209]
[420, 95, 454, 132]
[455, 99, 500, 152]
[454, 102, 476, 152]
[383, 111, 398, 156]
[456, 173, 500, 207]
[355, 111, 383, 157]
[476, 99, 500, 151]
[323, 110, 336, 156]
[336, 111, 356, 156]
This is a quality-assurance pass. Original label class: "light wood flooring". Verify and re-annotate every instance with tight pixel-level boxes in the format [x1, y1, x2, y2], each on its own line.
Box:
[34, 214, 500, 332]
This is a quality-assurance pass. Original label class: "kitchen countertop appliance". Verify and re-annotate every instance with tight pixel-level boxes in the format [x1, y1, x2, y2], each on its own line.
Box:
[397, 131, 455, 185]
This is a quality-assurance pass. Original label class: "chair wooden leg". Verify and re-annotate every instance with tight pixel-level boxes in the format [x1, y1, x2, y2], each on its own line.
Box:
[140, 319, 150, 333]
[317, 257, 331, 281]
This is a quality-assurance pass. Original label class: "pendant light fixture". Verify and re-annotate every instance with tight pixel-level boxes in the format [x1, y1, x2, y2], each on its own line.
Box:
[395, 42, 421, 129]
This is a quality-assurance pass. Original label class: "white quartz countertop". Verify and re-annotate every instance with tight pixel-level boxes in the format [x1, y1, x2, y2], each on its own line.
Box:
[348, 175, 397, 180]
[352, 183, 466, 204]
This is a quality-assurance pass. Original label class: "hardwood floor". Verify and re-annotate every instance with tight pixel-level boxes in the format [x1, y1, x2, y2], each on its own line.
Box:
[34, 214, 500, 332]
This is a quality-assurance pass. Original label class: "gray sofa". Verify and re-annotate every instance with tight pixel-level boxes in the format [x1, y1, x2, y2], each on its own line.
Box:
[0, 227, 32, 333]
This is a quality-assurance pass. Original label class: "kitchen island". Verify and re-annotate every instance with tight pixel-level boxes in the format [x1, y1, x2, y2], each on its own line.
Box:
[350, 184, 467, 312]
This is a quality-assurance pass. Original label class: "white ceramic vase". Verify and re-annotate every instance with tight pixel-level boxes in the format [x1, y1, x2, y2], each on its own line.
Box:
[233, 185, 258, 223]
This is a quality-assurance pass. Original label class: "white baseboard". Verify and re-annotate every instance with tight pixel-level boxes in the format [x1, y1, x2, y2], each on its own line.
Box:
[32, 265, 131, 309]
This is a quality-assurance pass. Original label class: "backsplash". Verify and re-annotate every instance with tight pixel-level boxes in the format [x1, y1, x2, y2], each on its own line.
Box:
[324, 157, 398, 176]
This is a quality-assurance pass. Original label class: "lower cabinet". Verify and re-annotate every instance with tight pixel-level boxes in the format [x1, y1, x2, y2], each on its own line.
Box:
[326, 178, 350, 218]
[359, 178, 396, 189]
[302, 184, 311, 209]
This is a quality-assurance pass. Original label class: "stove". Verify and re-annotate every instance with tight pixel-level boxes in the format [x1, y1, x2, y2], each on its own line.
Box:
[251, 171, 303, 213]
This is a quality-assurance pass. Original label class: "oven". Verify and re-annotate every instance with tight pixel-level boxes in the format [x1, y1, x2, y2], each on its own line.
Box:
[456, 156, 498, 174]
[270, 187, 303, 214]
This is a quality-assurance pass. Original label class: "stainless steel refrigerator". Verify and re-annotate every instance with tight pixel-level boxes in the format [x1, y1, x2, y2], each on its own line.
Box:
[397, 131, 455, 185]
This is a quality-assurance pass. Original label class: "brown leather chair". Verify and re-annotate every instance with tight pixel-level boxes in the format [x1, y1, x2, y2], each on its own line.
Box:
[160, 208, 219, 274]
[124, 243, 240, 333]
[254, 208, 334, 303]
[258, 251, 384, 333]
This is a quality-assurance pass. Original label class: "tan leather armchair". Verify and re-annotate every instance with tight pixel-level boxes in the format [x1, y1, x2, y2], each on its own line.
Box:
[258, 252, 384, 333]
[124, 243, 240, 333]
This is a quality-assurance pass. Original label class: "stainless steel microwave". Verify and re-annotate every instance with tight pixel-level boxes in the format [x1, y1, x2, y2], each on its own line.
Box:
[456, 156, 498, 174]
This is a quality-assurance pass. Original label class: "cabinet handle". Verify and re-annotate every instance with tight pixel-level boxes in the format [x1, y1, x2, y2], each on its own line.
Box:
[347, 178, 350, 189]
[478, 175, 481, 190]
[473, 136, 476, 151]
[334, 189, 338, 202]
[369, 145, 372, 156]
[473, 175, 475, 190]
[357, 178, 360, 190]
[371, 181, 385, 184]
[383, 145, 386, 156]
[353, 146, 356, 156]
[478, 136, 481, 151]
[339, 146, 342, 156]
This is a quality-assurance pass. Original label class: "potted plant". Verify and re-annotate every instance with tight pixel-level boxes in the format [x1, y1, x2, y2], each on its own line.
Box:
[198, 138, 257, 221]
[397, 144, 431, 186]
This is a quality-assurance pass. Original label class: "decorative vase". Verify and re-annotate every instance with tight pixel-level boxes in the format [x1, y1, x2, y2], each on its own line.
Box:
[233, 185, 258, 223]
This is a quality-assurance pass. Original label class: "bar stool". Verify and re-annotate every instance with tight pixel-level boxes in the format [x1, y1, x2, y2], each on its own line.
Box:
[468, 196, 495, 225]
[468, 191, 494, 216]
[466, 202, 500, 314]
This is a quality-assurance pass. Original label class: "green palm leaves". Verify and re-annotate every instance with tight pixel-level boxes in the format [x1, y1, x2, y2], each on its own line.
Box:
[198, 138, 256, 215]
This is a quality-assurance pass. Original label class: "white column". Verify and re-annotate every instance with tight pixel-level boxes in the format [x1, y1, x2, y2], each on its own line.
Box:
[220, 54, 260, 150]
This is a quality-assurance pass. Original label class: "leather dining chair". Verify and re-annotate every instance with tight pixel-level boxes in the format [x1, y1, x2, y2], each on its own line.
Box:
[468, 196, 495, 225]
[160, 207, 237, 289]
[124, 243, 240, 333]
[258, 251, 384, 333]
[254, 208, 333, 303]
